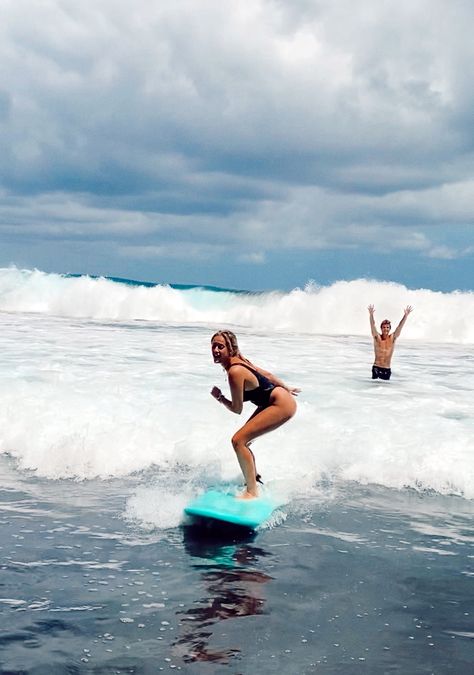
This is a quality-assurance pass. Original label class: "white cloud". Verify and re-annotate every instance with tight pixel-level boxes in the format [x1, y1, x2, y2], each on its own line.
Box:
[426, 246, 458, 260]
[237, 252, 266, 265]
[118, 242, 227, 261]
[0, 0, 473, 279]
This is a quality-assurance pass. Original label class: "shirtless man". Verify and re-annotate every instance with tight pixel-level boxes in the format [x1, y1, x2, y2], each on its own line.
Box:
[368, 305, 413, 380]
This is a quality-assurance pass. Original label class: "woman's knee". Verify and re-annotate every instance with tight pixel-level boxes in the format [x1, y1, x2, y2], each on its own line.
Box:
[231, 431, 246, 453]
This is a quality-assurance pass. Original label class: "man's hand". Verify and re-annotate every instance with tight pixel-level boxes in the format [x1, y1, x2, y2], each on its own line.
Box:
[368, 304, 375, 315]
[404, 305, 413, 316]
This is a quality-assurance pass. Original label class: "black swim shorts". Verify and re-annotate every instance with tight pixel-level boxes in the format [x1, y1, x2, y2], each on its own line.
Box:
[372, 365, 391, 380]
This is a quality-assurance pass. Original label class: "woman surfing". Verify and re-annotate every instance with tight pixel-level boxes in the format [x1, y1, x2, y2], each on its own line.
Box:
[211, 330, 299, 499]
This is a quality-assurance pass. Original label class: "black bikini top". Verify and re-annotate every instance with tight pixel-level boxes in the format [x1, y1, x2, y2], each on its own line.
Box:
[229, 362, 276, 407]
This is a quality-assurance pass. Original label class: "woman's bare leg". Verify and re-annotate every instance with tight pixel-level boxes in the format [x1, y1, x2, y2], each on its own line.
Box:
[232, 445, 257, 497]
[231, 391, 296, 498]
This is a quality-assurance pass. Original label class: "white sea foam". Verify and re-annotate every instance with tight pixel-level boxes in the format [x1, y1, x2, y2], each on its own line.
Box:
[1, 266, 474, 343]
[124, 487, 194, 531]
[0, 268, 473, 527]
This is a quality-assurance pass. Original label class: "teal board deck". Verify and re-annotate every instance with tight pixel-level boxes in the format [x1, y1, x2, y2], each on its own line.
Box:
[184, 489, 277, 529]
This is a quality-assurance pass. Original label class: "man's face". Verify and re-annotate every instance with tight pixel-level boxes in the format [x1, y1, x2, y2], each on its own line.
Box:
[381, 321, 391, 336]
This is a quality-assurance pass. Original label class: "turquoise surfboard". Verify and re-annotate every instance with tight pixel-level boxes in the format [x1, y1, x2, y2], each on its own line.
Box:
[184, 489, 277, 529]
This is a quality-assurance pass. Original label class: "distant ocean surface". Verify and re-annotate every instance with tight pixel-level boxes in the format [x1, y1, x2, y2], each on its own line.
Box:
[0, 266, 472, 674]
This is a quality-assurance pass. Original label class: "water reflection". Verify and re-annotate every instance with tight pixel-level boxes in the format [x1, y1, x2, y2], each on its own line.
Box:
[173, 525, 274, 664]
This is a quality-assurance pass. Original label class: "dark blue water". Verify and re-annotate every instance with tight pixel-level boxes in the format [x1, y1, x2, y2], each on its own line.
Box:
[66, 273, 253, 295]
[0, 457, 472, 674]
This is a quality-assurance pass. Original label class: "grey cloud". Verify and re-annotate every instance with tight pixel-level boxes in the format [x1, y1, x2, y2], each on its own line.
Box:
[0, 0, 473, 273]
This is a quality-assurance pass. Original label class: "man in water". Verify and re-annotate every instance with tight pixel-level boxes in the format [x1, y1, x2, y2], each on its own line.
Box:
[368, 304, 413, 380]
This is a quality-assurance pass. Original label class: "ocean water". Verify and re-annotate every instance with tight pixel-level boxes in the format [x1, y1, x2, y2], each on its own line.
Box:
[0, 267, 473, 674]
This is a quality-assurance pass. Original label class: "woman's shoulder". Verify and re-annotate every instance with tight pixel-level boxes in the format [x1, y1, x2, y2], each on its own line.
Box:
[228, 361, 257, 376]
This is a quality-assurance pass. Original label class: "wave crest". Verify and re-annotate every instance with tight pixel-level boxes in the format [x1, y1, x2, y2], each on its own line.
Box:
[1, 267, 473, 343]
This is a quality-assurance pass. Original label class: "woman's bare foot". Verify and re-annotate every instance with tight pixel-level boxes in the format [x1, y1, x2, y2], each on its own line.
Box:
[237, 489, 258, 500]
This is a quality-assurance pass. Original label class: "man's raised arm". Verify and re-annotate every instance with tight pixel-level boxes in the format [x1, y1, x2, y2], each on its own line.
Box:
[393, 305, 413, 339]
[368, 304, 378, 338]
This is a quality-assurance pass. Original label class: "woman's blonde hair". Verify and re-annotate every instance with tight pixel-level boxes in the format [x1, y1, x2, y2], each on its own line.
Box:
[211, 330, 259, 370]
[211, 330, 241, 357]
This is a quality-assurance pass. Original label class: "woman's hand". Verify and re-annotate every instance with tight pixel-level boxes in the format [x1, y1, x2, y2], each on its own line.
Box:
[211, 386, 222, 401]
[287, 386, 301, 396]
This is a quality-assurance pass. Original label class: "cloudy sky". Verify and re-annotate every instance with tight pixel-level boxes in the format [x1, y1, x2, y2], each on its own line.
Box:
[0, 0, 473, 290]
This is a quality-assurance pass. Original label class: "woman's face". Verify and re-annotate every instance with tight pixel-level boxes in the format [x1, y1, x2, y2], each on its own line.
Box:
[211, 335, 229, 364]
